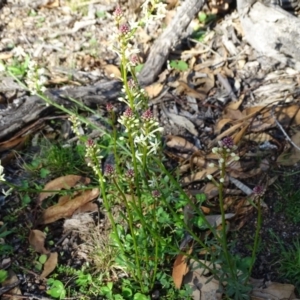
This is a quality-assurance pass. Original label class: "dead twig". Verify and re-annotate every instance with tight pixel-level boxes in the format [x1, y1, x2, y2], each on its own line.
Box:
[270, 106, 300, 151]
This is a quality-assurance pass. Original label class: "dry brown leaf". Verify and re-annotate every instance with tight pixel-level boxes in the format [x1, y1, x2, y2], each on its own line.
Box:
[190, 155, 207, 169]
[41, 188, 99, 224]
[215, 118, 233, 134]
[165, 0, 179, 9]
[48, 76, 69, 85]
[206, 213, 235, 228]
[277, 131, 300, 166]
[40, 0, 60, 8]
[192, 74, 215, 95]
[251, 281, 296, 299]
[103, 64, 121, 79]
[177, 81, 206, 100]
[0, 136, 29, 151]
[244, 132, 274, 143]
[224, 107, 246, 121]
[201, 182, 219, 200]
[234, 167, 262, 179]
[172, 246, 192, 289]
[233, 124, 250, 145]
[182, 166, 218, 184]
[172, 254, 189, 289]
[179, 163, 192, 174]
[0, 52, 13, 60]
[74, 202, 98, 214]
[38, 175, 90, 203]
[40, 252, 58, 279]
[144, 82, 164, 98]
[29, 230, 49, 254]
[167, 113, 198, 136]
[227, 95, 244, 110]
[166, 135, 198, 152]
[209, 124, 243, 147]
[201, 206, 211, 214]
[183, 259, 222, 300]
[275, 105, 300, 126]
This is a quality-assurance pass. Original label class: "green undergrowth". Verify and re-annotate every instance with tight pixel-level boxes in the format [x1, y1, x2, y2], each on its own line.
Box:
[23, 138, 88, 178]
[274, 172, 300, 224]
[268, 230, 300, 293]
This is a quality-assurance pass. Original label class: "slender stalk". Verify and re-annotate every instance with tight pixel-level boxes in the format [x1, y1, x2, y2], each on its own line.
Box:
[247, 196, 262, 281]
[112, 178, 144, 290]
[219, 152, 235, 281]
[155, 159, 222, 246]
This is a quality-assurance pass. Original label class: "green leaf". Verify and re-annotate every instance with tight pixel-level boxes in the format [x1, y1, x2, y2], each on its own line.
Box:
[40, 168, 51, 178]
[39, 254, 48, 264]
[196, 193, 206, 204]
[96, 11, 106, 18]
[169, 60, 178, 69]
[122, 286, 132, 298]
[135, 64, 144, 73]
[35, 261, 43, 271]
[22, 194, 31, 205]
[191, 30, 206, 42]
[133, 293, 149, 300]
[0, 270, 8, 284]
[0, 228, 13, 239]
[169, 60, 188, 71]
[194, 216, 207, 229]
[198, 12, 207, 23]
[237, 256, 252, 272]
[46, 279, 66, 299]
[31, 159, 41, 168]
[176, 60, 188, 71]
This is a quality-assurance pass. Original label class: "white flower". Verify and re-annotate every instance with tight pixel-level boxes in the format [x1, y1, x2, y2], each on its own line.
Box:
[212, 147, 219, 154]
[219, 178, 224, 183]
[28, 60, 37, 71]
[0, 161, 5, 182]
[128, 20, 139, 31]
[206, 174, 213, 180]
[0, 62, 6, 72]
[148, 178, 157, 187]
[134, 134, 147, 147]
[2, 188, 12, 197]
[208, 163, 215, 168]
[148, 138, 161, 155]
[154, 2, 167, 20]
[135, 150, 143, 163]
[39, 86, 46, 93]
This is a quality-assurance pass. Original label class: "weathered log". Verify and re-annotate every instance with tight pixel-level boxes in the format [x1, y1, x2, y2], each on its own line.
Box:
[0, 80, 122, 141]
[237, 0, 300, 70]
[137, 0, 205, 86]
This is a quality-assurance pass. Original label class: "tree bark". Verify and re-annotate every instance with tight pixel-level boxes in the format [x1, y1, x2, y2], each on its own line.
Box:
[237, 0, 300, 70]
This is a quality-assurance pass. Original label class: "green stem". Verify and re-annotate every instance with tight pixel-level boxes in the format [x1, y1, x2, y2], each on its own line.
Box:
[247, 196, 262, 282]
[155, 159, 222, 247]
[110, 113, 121, 175]
[113, 179, 144, 290]
[219, 152, 235, 281]
[90, 152, 126, 260]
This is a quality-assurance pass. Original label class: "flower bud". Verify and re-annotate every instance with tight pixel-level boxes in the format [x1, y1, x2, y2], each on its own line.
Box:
[119, 23, 130, 35]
